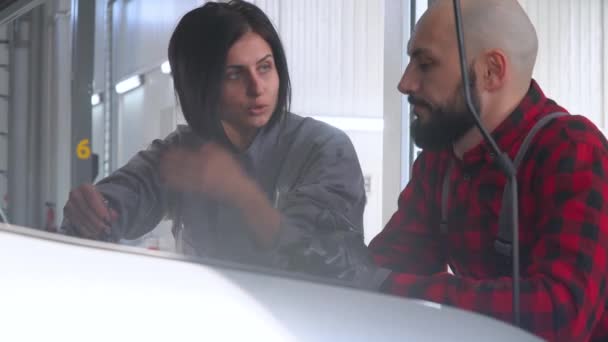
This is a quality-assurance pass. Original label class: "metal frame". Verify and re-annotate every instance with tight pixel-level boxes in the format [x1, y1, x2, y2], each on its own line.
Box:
[407, 0, 430, 172]
[104, 0, 116, 177]
[0, 19, 10, 223]
[8, 15, 31, 226]
[381, 0, 430, 225]
[5, 6, 46, 228]
[70, 0, 95, 188]
[381, 0, 412, 224]
[51, 0, 73, 227]
[28, 5, 44, 227]
[0, 0, 45, 26]
[604, 2, 608, 133]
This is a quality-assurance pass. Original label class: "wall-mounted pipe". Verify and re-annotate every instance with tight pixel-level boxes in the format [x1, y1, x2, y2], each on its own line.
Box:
[103, 0, 116, 177]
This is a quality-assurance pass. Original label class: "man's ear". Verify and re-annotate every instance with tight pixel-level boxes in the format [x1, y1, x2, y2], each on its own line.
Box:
[481, 49, 508, 91]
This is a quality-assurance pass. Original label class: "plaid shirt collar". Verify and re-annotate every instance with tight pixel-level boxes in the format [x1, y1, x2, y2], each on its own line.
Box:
[459, 79, 563, 165]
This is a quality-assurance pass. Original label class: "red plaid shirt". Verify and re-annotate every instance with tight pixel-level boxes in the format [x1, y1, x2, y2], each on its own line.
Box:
[369, 80, 608, 341]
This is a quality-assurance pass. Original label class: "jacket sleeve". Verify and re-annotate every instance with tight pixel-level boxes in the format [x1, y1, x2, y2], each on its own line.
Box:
[63, 126, 195, 241]
[271, 123, 388, 287]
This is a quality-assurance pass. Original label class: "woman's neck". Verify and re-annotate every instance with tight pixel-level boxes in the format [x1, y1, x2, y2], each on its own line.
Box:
[221, 121, 259, 152]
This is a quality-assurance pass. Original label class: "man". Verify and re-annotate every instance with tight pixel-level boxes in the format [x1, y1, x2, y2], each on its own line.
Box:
[369, 0, 608, 340]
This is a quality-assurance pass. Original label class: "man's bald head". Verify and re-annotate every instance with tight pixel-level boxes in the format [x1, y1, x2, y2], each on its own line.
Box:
[401, 0, 540, 151]
[420, 0, 538, 83]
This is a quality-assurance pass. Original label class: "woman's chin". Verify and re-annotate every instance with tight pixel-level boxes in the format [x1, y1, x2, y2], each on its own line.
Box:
[246, 113, 273, 128]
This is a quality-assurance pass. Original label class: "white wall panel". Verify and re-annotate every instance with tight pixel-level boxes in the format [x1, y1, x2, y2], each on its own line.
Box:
[251, 0, 385, 118]
[519, 0, 606, 130]
[117, 71, 175, 166]
[604, 3, 608, 134]
[113, 0, 200, 81]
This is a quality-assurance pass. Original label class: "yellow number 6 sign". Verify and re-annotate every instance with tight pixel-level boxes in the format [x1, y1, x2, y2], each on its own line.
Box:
[77, 139, 92, 160]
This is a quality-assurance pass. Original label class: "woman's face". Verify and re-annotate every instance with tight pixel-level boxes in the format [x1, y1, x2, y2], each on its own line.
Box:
[218, 31, 280, 135]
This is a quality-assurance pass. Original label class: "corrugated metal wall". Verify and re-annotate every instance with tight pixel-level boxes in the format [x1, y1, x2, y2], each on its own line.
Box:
[98, 0, 385, 119]
[245, 0, 385, 118]
[0, 25, 8, 218]
[520, 0, 606, 131]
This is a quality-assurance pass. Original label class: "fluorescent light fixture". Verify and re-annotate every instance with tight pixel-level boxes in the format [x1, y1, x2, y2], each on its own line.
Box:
[91, 93, 101, 106]
[311, 115, 384, 132]
[115, 75, 143, 94]
[161, 60, 171, 74]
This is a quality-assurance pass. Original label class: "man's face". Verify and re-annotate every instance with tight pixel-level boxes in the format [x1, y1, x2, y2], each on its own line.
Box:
[409, 69, 479, 150]
[399, 13, 479, 150]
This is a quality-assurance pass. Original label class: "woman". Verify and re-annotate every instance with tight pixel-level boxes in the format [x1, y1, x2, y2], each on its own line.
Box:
[63, 1, 381, 283]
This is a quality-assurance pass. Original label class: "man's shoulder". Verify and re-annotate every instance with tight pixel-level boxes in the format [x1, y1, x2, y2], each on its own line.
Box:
[536, 113, 608, 152]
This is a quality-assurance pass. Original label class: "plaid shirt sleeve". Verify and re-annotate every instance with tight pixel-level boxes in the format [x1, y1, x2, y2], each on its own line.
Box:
[370, 152, 447, 275]
[369, 136, 608, 341]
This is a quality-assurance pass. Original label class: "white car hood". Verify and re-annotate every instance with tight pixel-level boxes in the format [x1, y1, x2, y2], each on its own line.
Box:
[0, 224, 541, 341]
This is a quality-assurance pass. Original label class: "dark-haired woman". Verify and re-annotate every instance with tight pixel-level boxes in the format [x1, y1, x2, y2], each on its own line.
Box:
[62, 1, 381, 283]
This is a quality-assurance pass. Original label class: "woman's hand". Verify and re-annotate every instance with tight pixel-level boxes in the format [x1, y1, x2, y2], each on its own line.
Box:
[160, 142, 247, 202]
[63, 184, 118, 239]
[160, 143, 280, 247]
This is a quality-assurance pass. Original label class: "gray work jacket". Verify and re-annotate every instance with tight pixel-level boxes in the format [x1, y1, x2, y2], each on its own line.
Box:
[69, 113, 381, 281]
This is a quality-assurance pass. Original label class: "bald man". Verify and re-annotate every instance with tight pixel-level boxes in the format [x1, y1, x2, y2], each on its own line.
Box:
[369, 0, 608, 340]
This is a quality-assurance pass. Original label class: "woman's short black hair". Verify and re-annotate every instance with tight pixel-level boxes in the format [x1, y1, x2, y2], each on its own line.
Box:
[168, 0, 291, 140]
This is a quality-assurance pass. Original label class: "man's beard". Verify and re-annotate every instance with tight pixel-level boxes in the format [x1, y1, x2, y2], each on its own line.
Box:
[410, 70, 480, 151]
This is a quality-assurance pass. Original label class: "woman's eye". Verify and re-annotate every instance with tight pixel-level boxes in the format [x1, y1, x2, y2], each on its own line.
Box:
[225, 72, 241, 80]
[259, 64, 272, 73]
